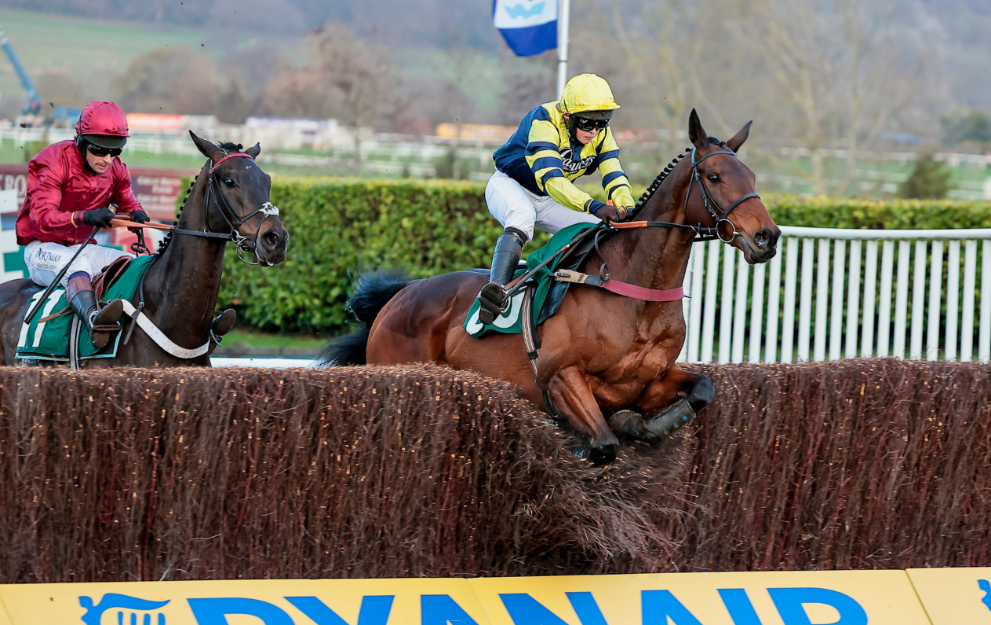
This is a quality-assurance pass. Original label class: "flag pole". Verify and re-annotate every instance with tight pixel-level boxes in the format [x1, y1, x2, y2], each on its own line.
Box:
[556, 0, 570, 98]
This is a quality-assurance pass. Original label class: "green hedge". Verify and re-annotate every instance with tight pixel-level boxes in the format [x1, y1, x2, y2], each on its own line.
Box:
[765, 193, 991, 229]
[188, 178, 991, 335]
[210, 178, 547, 334]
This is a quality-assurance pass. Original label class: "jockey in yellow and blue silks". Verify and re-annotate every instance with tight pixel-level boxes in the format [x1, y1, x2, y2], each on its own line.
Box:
[478, 73, 636, 325]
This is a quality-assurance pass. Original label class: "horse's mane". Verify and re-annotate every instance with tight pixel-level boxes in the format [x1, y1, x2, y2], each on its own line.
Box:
[631, 137, 724, 217]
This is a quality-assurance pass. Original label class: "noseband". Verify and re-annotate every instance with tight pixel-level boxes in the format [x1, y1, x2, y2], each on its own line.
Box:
[171, 152, 282, 265]
[685, 147, 761, 243]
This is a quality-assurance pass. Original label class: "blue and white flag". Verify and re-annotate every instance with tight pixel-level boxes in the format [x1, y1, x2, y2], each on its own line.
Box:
[493, 0, 557, 57]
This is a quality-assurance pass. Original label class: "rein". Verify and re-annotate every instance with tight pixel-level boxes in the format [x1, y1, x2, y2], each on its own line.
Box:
[504, 145, 758, 303]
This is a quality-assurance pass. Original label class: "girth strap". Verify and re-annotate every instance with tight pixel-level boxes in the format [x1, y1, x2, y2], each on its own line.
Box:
[552, 269, 684, 302]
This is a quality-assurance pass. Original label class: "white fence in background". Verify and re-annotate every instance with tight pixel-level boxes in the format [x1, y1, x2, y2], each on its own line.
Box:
[679, 227, 991, 364]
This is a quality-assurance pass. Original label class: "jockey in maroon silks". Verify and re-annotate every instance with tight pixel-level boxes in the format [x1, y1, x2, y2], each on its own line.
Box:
[15, 101, 150, 348]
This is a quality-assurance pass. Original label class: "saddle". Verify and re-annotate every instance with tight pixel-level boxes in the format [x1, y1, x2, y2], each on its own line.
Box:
[464, 223, 608, 338]
[17, 256, 155, 365]
[39, 256, 133, 323]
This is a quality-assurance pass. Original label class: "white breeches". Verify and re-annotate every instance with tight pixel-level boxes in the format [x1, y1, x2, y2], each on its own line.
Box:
[24, 240, 134, 287]
[484, 170, 600, 241]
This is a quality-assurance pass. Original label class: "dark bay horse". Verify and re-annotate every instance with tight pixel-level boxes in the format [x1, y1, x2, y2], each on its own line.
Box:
[0, 132, 289, 367]
[320, 111, 779, 462]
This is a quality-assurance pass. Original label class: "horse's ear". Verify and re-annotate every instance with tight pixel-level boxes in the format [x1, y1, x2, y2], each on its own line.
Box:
[244, 142, 261, 159]
[726, 121, 753, 153]
[688, 109, 708, 149]
[189, 130, 222, 160]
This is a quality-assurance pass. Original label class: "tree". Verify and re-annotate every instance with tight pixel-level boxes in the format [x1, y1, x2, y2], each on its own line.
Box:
[571, 0, 947, 196]
[897, 153, 953, 199]
[941, 108, 991, 146]
[110, 47, 224, 116]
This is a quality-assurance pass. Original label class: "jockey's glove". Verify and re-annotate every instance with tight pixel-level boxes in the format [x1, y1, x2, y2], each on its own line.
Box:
[593, 204, 624, 223]
[129, 209, 150, 224]
[82, 206, 116, 228]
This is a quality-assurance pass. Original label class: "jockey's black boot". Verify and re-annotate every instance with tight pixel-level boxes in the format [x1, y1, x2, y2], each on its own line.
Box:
[478, 231, 524, 325]
[66, 275, 124, 350]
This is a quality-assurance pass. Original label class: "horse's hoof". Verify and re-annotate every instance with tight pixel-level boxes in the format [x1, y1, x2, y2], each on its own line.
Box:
[608, 410, 661, 445]
[588, 431, 619, 465]
[212, 309, 237, 336]
[643, 398, 697, 443]
[688, 375, 715, 412]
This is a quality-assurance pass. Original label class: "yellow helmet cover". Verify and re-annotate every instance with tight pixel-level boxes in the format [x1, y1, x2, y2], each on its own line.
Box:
[559, 74, 620, 116]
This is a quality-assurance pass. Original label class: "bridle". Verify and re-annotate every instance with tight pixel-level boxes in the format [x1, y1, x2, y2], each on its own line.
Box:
[683, 146, 761, 243]
[169, 152, 282, 265]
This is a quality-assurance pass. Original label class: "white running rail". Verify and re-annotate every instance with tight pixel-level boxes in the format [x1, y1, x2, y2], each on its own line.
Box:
[679, 226, 991, 363]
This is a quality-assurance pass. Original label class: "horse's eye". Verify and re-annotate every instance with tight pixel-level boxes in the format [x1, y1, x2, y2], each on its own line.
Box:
[707, 174, 721, 183]
[223, 177, 235, 188]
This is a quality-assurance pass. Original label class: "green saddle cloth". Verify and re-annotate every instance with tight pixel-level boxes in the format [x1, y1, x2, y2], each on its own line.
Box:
[16, 255, 155, 362]
[464, 222, 595, 338]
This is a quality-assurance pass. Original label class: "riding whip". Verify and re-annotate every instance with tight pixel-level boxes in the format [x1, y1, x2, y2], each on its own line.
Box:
[24, 225, 102, 324]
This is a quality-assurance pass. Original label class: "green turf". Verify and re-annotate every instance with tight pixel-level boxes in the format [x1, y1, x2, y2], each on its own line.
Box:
[221, 329, 325, 350]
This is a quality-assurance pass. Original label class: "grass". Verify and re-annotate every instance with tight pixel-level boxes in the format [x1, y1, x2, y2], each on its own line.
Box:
[221, 329, 325, 351]
[0, 9, 210, 111]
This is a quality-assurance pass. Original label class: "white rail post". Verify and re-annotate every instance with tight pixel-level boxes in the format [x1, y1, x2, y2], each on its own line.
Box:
[797, 238, 815, 362]
[910, 240, 927, 360]
[981, 240, 991, 363]
[878, 241, 895, 357]
[830, 239, 846, 360]
[732, 251, 749, 363]
[687, 244, 705, 362]
[749, 262, 766, 363]
[678, 248, 694, 363]
[893, 240, 911, 359]
[764, 248, 783, 363]
[814, 238, 830, 361]
[781, 237, 799, 364]
[846, 239, 860, 358]
[719, 244, 736, 364]
[945, 240, 960, 361]
[961, 240, 977, 361]
[700, 239, 720, 363]
[926, 240, 943, 361]
[860, 241, 876, 358]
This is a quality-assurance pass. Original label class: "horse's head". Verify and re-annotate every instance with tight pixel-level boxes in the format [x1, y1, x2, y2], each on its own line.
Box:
[189, 131, 289, 266]
[683, 110, 779, 264]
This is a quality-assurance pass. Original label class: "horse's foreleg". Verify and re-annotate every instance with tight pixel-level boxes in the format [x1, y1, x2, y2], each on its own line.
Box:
[546, 366, 620, 464]
[635, 364, 714, 442]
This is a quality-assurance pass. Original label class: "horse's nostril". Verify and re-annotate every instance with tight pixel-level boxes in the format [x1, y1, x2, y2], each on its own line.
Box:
[755, 232, 768, 248]
[263, 231, 280, 248]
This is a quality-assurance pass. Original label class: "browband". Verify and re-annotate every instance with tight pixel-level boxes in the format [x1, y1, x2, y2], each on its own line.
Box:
[209, 153, 254, 173]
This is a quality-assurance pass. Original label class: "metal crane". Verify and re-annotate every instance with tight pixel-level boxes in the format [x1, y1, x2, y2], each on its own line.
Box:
[0, 26, 42, 115]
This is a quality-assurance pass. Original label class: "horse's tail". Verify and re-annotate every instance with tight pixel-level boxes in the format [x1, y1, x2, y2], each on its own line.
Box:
[316, 270, 413, 367]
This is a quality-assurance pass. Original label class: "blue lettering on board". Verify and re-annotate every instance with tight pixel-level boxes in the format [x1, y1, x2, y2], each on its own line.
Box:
[641, 590, 704, 625]
[980, 580, 991, 612]
[79, 594, 170, 625]
[188, 598, 295, 625]
[421, 594, 479, 625]
[767, 588, 867, 625]
[285, 595, 393, 625]
[499, 592, 609, 625]
[717, 589, 762, 625]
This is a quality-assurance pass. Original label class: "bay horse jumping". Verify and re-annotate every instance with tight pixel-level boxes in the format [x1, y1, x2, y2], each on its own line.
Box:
[320, 111, 779, 463]
[0, 132, 289, 367]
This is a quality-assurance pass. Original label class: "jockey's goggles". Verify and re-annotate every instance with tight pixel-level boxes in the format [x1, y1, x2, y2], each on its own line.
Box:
[86, 143, 122, 158]
[573, 116, 610, 131]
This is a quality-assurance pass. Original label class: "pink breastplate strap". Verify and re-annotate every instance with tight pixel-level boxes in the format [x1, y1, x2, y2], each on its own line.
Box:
[552, 269, 684, 302]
